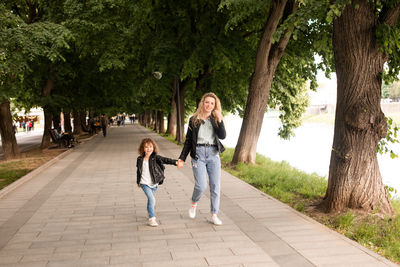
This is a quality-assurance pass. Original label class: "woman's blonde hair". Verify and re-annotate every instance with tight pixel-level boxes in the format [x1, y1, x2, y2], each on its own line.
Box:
[192, 92, 222, 127]
[138, 138, 159, 155]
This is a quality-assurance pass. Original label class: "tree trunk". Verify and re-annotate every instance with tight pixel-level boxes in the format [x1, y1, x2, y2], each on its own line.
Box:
[158, 111, 164, 133]
[72, 110, 82, 135]
[40, 108, 53, 149]
[144, 110, 151, 127]
[232, 0, 297, 164]
[80, 110, 89, 132]
[167, 84, 177, 136]
[0, 99, 20, 159]
[176, 79, 186, 142]
[52, 110, 61, 130]
[64, 111, 72, 133]
[40, 75, 55, 149]
[139, 114, 144, 125]
[321, 1, 398, 214]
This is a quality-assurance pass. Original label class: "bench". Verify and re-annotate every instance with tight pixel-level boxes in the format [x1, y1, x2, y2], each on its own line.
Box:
[48, 129, 67, 148]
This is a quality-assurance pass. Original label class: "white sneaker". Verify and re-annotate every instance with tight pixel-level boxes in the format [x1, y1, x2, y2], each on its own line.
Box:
[188, 205, 197, 219]
[148, 217, 158, 227]
[210, 214, 222, 225]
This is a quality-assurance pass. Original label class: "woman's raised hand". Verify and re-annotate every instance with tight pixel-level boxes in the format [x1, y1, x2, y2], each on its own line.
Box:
[213, 109, 222, 122]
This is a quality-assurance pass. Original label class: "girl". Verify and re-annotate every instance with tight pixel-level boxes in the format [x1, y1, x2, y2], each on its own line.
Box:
[137, 138, 179, 226]
[177, 92, 226, 225]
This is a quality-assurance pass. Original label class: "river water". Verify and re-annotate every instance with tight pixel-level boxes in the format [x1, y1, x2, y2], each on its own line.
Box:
[221, 113, 400, 195]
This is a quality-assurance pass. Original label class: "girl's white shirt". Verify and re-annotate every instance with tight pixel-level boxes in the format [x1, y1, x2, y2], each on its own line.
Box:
[140, 159, 157, 188]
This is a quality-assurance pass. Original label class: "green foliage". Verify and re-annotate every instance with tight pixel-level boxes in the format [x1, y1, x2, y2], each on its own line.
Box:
[326, 0, 350, 23]
[377, 117, 399, 159]
[385, 185, 398, 200]
[377, 23, 400, 83]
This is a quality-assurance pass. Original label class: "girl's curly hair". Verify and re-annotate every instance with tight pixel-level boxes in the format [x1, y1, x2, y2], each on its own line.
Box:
[138, 138, 159, 155]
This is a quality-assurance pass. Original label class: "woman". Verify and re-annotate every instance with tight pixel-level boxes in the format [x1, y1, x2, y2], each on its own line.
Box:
[178, 92, 226, 225]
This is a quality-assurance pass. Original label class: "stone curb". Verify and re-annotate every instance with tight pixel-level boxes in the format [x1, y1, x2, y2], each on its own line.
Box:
[0, 148, 73, 199]
[0, 133, 97, 200]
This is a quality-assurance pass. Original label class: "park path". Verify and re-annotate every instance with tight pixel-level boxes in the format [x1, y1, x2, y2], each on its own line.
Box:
[0, 124, 397, 267]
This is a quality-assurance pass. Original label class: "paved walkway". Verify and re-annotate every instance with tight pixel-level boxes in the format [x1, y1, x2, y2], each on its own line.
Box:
[0, 125, 397, 267]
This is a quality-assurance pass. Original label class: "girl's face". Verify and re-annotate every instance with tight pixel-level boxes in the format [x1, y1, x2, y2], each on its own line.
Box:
[203, 97, 215, 114]
[143, 143, 154, 156]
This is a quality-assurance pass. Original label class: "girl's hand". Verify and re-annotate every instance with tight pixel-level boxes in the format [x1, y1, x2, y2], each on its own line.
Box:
[177, 159, 184, 168]
[137, 184, 141, 188]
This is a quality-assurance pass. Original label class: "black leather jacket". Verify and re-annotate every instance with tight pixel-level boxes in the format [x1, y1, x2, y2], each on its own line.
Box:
[137, 153, 177, 185]
[179, 116, 226, 161]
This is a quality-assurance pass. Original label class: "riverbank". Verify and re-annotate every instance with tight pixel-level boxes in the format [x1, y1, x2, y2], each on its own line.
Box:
[219, 148, 400, 264]
[222, 113, 400, 195]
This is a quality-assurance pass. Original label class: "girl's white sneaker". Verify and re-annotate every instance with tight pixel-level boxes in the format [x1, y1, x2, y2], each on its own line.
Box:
[188, 205, 197, 219]
[148, 217, 158, 227]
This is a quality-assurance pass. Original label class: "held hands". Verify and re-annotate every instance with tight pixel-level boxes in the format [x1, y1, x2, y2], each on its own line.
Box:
[177, 159, 184, 169]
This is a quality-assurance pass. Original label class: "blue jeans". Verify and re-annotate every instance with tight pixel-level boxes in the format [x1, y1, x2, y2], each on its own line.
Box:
[191, 146, 221, 214]
[140, 184, 158, 218]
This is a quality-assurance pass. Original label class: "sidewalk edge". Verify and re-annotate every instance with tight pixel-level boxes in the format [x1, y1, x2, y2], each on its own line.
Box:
[0, 149, 73, 200]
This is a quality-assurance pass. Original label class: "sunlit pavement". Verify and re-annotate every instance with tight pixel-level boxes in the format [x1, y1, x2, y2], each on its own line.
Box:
[0, 125, 396, 266]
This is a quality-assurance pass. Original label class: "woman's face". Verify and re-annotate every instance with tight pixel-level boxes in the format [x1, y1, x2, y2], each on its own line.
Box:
[203, 97, 215, 113]
[144, 143, 154, 156]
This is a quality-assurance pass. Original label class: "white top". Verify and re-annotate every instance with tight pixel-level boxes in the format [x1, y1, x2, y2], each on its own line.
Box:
[197, 119, 216, 145]
[140, 160, 157, 187]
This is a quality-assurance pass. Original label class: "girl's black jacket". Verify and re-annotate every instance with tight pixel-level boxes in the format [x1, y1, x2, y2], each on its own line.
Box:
[136, 153, 177, 185]
[179, 116, 226, 161]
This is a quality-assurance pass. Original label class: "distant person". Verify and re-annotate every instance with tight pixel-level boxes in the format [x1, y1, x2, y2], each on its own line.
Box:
[89, 117, 96, 135]
[136, 138, 181, 226]
[101, 115, 107, 137]
[177, 92, 226, 225]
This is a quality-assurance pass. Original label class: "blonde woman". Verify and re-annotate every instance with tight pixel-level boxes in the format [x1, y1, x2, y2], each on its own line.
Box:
[178, 92, 226, 225]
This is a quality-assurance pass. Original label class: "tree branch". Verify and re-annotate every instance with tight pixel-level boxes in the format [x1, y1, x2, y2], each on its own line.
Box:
[269, 0, 298, 66]
[379, 3, 400, 26]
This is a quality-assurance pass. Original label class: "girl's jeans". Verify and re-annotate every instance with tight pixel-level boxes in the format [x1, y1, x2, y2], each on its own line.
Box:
[191, 146, 221, 214]
[140, 184, 158, 218]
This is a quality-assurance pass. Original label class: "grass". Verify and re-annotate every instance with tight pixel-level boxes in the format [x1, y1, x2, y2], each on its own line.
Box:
[0, 161, 31, 190]
[220, 147, 400, 264]
[0, 148, 67, 190]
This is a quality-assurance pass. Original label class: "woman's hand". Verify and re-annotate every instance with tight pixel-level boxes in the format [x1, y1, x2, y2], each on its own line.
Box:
[213, 109, 223, 122]
[137, 184, 141, 188]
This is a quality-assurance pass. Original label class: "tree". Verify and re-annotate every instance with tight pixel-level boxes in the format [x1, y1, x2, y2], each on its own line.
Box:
[228, 0, 300, 164]
[0, 2, 70, 156]
[321, 0, 400, 214]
